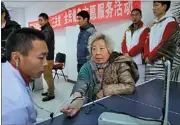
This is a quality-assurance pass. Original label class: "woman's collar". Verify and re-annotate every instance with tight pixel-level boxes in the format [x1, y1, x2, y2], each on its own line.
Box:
[90, 60, 109, 71]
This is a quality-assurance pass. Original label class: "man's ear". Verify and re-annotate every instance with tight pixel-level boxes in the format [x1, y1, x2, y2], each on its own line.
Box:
[45, 19, 49, 23]
[163, 4, 167, 11]
[84, 17, 88, 23]
[11, 52, 21, 62]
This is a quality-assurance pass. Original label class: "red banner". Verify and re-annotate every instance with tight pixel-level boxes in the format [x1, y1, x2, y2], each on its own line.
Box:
[28, 0, 141, 30]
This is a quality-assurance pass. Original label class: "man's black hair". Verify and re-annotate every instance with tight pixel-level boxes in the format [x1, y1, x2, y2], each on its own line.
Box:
[153, 1, 171, 12]
[6, 28, 46, 61]
[77, 10, 90, 22]
[131, 8, 142, 16]
[39, 13, 49, 20]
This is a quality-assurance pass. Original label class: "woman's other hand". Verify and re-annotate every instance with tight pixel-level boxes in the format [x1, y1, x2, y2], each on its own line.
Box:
[96, 90, 104, 99]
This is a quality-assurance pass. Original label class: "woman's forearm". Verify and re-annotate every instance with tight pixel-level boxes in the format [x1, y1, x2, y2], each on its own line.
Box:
[103, 83, 135, 96]
[70, 92, 85, 109]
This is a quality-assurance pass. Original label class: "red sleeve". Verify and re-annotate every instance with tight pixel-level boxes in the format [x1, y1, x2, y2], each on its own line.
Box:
[129, 28, 149, 56]
[121, 32, 128, 53]
[149, 21, 179, 61]
[144, 34, 150, 58]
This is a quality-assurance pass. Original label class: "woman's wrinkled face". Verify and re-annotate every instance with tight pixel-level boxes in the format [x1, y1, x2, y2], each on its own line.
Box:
[91, 39, 110, 64]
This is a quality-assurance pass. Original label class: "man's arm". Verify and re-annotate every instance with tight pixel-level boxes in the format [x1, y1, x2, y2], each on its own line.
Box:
[144, 34, 150, 59]
[121, 32, 128, 53]
[43, 30, 51, 44]
[129, 28, 149, 56]
[148, 21, 178, 61]
[2, 107, 29, 124]
[87, 27, 96, 35]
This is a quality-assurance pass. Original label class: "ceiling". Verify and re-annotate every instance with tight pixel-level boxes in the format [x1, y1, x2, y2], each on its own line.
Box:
[3, 0, 93, 8]
[3, 0, 179, 8]
[3, 2, 33, 8]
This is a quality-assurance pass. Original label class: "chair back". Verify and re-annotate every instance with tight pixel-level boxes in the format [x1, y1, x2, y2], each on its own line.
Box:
[55, 53, 66, 64]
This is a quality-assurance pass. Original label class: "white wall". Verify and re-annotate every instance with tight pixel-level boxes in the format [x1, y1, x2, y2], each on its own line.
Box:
[8, 7, 26, 27]
[65, 25, 79, 80]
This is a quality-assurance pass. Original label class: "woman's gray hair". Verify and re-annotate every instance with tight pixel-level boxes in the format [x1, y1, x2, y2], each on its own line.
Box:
[88, 32, 114, 54]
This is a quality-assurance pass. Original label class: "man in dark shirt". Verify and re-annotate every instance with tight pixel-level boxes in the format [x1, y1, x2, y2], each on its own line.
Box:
[76, 10, 96, 72]
[38, 13, 55, 101]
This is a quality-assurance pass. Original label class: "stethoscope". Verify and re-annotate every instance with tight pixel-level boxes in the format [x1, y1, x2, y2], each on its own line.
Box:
[24, 81, 54, 119]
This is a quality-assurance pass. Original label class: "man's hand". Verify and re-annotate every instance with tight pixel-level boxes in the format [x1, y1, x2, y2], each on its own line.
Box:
[145, 57, 151, 64]
[124, 53, 129, 56]
[96, 90, 104, 99]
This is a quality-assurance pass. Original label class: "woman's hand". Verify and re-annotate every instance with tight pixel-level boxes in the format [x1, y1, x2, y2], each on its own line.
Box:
[103, 85, 117, 96]
[96, 90, 104, 99]
[60, 93, 84, 117]
[60, 103, 81, 117]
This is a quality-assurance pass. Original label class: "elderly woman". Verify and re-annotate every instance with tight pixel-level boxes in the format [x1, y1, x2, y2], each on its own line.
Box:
[61, 32, 139, 117]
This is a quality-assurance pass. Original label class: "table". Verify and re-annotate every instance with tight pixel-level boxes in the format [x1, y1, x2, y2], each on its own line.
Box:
[36, 79, 180, 125]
